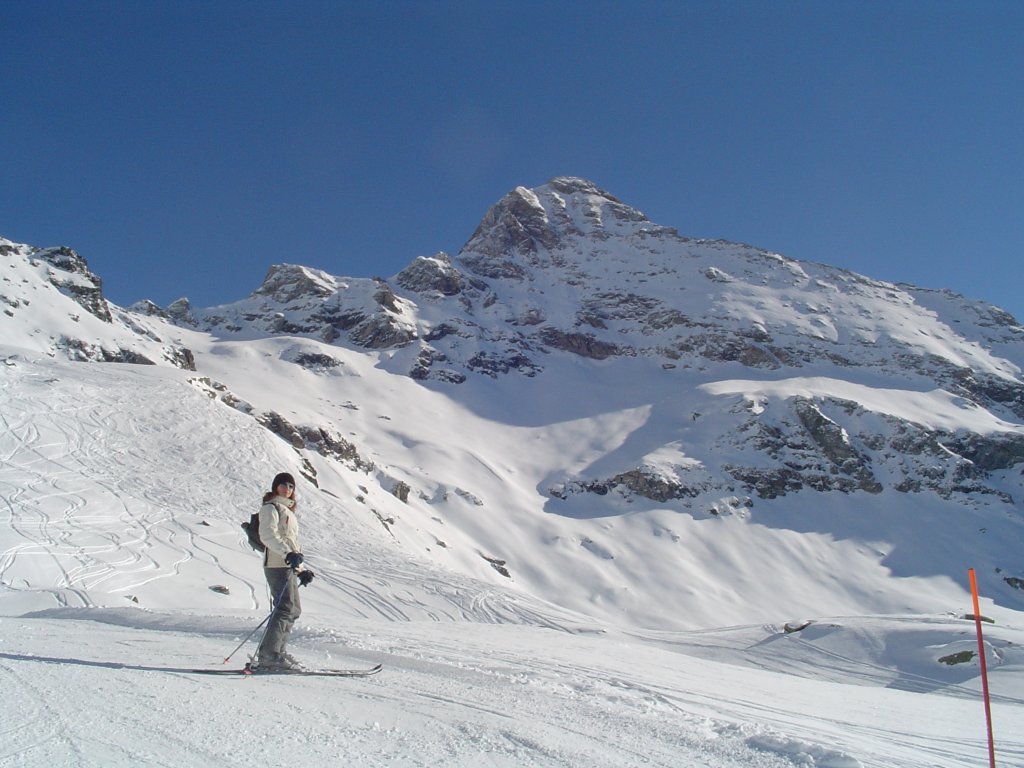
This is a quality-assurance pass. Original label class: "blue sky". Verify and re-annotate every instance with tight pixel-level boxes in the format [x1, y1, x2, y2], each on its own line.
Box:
[2, 1, 1022, 321]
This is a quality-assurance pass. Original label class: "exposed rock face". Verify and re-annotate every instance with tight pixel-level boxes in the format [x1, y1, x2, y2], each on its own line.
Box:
[296, 425, 374, 471]
[953, 370, 1024, 421]
[396, 254, 464, 296]
[409, 347, 467, 383]
[539, 328, 620, 360]
[461, 185, 564, 265]
[257, 411, 305, 449]
[391, 481, 411, 502]
[289, 352, 342, 372]
[670, 332, 783, 369]
[712, 394, 1024, 503]
[38, 246, 113, 323]
[793, 399, 882, 493]
[166, 298, 198, 327]
[553, 468, 702, 503]
[310, 306, 369, 340]
[164, 346, 197, 371]
[723, 466, 805, 500]
[255, 264, 335, 303]
[257, 411, 373, 471]
[129, 299, 169, 318]
[58, 337, 155, 365]
[466, 349, 541, 378]
[945, 432, 1024, 472]
[348, 313, 416, 349]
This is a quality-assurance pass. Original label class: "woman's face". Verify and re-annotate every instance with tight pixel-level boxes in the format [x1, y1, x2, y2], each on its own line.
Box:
[276, 481, 295, 498]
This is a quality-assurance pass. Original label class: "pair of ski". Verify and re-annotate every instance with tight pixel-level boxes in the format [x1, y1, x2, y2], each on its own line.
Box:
[193, 662, 382, 678]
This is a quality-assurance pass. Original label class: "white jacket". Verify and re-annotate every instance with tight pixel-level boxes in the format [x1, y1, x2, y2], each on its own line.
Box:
[259, 495, 301, 569]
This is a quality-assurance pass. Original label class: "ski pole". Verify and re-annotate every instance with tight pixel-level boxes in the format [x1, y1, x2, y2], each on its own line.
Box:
[223, 574, 292, 665]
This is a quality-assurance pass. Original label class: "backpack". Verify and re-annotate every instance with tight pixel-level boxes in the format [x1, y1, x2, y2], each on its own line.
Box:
[241, 513, 265, 552]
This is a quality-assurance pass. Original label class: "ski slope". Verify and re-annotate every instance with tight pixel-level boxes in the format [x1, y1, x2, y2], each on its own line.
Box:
[4, 609, 1020, 768]
[2, 352, 1023, 767]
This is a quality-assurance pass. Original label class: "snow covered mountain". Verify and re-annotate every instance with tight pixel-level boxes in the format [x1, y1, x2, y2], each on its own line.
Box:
[3, 179, 1024, 766]
[2, 177, 1023, 630]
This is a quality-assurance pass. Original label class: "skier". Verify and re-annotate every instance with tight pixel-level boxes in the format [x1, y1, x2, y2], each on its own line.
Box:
[255, 471, 314, 670]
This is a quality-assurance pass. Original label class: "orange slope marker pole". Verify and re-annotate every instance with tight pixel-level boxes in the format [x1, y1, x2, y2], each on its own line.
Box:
[968, 568, 996, 768]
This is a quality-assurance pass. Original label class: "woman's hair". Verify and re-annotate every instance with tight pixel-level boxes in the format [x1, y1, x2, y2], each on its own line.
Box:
[263, 471, 297, 505]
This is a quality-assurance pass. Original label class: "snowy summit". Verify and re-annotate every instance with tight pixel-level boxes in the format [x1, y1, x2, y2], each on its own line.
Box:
[1, 179, 1022, 766]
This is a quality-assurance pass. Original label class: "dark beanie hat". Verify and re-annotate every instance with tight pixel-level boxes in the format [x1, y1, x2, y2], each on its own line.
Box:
[271, 472, 296, 491]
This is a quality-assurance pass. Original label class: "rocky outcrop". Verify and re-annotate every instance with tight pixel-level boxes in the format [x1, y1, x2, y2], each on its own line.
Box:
[409, 347, 467, 383]
[166, 298, 198, 327]
[481, 554, 511, 578]
[461, 185, 564, 264]
[349, 313, 415, 349]
[257, 411, 373, 471]
[257, 411, 305, 449]
[724, 466, 806, 499]
[58, 337, 155, 365]
[722, 401, 879, 499]
[254, 264, 334, 303]
[794, 399, 882, 493]
[396, 254, 464, 296]
[539, 328, 619, 360]
[129, 299, 168, 318]
[679, 333, 782, 369]
[717, 398, 1024, 503]
[163, 346, 197, 371]
[288, 351, 342, 372]
[297, 425, 374, 471]
[310, 306, 369, 340]
[466, 349, 541, 378]
[39, 246, 112, 323]
[944, 432, 1024, 472]
[552, 468, 703, 503]
[391, 481, 411, 503]
[952, 370, 1024, 420]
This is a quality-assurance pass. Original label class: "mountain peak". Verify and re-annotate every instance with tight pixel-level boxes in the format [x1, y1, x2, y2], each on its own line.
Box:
[543, 176, 616, 200]
[458, 178, 659, 279]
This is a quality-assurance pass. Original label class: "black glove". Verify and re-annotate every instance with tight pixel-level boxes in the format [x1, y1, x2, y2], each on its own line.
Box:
[298, 569, 315, 587]
[285, 552, 304, 569]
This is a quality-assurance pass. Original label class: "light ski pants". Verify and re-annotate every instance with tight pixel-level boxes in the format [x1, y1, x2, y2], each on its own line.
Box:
[258, 567, 301, 658]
